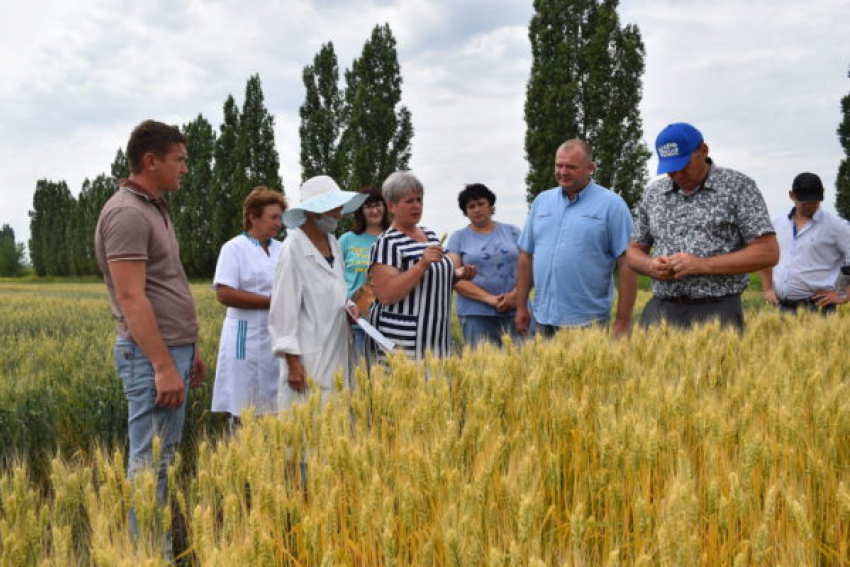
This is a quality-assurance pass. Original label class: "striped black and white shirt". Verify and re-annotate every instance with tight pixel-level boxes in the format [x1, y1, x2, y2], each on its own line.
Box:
[369, 227, 454, 359]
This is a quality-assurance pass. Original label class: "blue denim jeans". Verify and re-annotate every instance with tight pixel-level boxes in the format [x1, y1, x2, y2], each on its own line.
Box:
[113, 338, 194, 556]
[460, 314, 517, 348]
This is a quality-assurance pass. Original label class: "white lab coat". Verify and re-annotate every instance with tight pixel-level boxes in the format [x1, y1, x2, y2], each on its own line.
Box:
[211, 235, 281, 416]
[269, 228, 352, 411]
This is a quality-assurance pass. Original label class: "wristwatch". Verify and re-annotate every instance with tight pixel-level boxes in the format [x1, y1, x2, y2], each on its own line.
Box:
[839, 290, 847, 303]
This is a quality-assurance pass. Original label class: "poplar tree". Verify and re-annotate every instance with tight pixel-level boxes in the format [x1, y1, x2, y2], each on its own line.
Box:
[0, 224, 24, 277]
[212, 95, 246, 250]
[28, 180, 75, 276]
[837, 67, 850, 220]
[340, 23, 413, 191]
[174, 114, 217, 277]
[68, 174, 115, 275]
[525, 0, 650, 207]
[300, 42, 345, 183]
[111, 148, 130, 181]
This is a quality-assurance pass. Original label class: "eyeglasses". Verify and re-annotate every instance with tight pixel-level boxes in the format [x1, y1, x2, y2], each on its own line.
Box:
[363, 202, 385, 211]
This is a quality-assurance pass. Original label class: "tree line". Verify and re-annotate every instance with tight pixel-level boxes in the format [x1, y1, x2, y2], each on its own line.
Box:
[25, 24, 413, 278]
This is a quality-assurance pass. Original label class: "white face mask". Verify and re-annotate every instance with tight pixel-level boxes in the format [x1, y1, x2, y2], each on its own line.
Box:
[315, 214, 339, 233]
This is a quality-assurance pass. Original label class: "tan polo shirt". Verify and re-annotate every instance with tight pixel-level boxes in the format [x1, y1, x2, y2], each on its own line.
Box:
[95, 181, 199, 346]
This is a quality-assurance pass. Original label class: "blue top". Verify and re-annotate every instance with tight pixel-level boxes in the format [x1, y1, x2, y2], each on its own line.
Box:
[772, 208, 850, 300]
[338, 231, 378, 297]
[518, 181, 633, 326]
[447, 222, 521, 316]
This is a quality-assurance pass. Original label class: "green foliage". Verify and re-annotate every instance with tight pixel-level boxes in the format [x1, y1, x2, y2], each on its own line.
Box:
[525, 0, 650, 207]
[110, 148, 130, 181]
[173, 114, 218, 278]
[300, 42, 345, 183]
[339, 23, 414, 191]
[0, 225, 24, 277]
[28, 180, 75, 276]
[836, 66, 850, 220]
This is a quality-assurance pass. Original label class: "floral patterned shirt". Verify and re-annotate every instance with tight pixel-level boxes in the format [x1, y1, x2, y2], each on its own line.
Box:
[632, 160, 775, 298]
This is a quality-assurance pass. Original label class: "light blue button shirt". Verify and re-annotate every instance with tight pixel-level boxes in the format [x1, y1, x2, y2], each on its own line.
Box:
[518, 181, 633, 326]
[772, 208, 850, 300]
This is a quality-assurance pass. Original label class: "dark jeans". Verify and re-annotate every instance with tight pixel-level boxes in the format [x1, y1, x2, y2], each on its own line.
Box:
[640, 294, 744, 332]
[778, 298, 836, 315]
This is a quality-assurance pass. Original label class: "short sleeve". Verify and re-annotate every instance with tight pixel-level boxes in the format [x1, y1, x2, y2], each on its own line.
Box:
[508, 224, 521, 244]
[736, 178, 775, 243]
[370, 232, 403, 270]
[100, 207, 151, 262]
[213, 240, 241, 289]
[607, 198, 635, 257]
[833, 216, 850, 261]
[446, 229, 464, 255]
[517, 198, 539, 254]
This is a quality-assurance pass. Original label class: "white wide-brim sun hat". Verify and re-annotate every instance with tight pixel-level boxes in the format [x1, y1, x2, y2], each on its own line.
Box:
[282, 175, 370, 229]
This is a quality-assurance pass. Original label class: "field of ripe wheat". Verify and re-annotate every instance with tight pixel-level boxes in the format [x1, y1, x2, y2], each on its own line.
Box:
[0, 281, 848, 566]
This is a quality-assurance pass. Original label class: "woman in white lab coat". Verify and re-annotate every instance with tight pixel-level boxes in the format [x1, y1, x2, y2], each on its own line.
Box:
[212, 187, 286, 425]
[269, 176, 368, 411]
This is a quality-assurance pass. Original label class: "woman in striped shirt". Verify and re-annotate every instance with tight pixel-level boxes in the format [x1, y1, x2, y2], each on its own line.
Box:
[369, 171, 476, 359]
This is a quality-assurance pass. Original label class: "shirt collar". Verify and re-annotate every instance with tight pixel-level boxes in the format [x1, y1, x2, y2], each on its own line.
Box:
[787, 207, 824, 222]
[665, 157, 715, 194]
[120, 179, 169, 209]
[119, 178, 169, 225]
[561, 179, 597, 202]
[242, 231, 272, 247]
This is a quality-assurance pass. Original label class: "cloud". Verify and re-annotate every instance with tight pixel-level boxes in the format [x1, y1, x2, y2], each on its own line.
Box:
[1, 0, 849, 251]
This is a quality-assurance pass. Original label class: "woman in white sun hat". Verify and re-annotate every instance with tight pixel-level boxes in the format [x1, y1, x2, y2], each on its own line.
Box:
[269, 175, 368, 411]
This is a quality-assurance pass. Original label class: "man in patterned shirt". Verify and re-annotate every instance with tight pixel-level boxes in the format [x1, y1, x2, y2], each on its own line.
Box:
[626, 122, 779, 330]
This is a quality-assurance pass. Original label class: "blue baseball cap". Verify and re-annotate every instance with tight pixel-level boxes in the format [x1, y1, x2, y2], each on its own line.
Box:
[655, 123, 704, 174]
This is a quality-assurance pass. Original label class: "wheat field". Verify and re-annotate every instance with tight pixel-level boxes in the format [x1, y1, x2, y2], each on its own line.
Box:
[0, 281, 848, 566]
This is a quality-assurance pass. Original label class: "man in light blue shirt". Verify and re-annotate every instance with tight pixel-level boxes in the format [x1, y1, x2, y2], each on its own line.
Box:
[515, 139, 637, 337]
[759, 172, 850, 314]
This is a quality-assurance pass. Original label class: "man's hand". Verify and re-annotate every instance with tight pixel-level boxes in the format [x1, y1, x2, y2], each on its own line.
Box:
[648, 256, 676, 281]
[612, 317, 631, 340]
[286, 355, 307, 393]
[155, 365, 186, 409]
[763, 288, 779, 306]
[667, 252, 705, 278]
[190, 352, 206, 387]
[812, 290, 846, 307]
[514, 305, 531, 336]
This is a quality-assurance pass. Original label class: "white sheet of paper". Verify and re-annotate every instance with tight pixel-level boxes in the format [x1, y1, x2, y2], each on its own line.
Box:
[356, 317, 395, 353]
[344, 302, 395, 352]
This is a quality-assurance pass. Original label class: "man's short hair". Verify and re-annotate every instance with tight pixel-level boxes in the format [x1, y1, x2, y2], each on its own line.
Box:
[457, 183, 496, 215]
[557, 139, 594, 163]
[243, 186, 287, 231]
[127, 120, 187, 174]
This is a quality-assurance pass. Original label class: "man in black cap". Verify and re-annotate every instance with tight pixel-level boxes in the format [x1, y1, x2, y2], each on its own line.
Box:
[626, 122, 779, 331]
[759, 172, 850, 314]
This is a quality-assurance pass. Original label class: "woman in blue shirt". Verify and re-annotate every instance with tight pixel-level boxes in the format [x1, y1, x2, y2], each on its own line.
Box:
[447, 184, 522, 347]
[338, 186, 391, 363]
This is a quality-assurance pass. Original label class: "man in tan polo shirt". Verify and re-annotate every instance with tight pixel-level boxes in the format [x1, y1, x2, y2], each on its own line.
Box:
[95, 119, 206, 554]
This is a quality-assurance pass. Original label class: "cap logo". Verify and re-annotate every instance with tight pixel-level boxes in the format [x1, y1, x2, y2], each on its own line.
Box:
[658, 142, 680, 158]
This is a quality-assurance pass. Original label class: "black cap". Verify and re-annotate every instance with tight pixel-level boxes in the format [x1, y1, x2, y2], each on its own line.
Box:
[791, 172, 824, 202]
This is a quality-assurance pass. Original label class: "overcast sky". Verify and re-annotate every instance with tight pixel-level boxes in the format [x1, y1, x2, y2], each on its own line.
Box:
[2, 0, 848, 252]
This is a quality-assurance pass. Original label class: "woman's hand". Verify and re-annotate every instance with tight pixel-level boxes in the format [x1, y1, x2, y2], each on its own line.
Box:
[495, 289, 517, 312]
[418, 245, 444, 269]
[285, 354, 307, 393]
[454, 264, 476, 281]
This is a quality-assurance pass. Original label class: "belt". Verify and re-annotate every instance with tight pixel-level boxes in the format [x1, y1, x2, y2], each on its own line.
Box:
[659, 293, 738, 305]
[778, 297, 816, 308]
